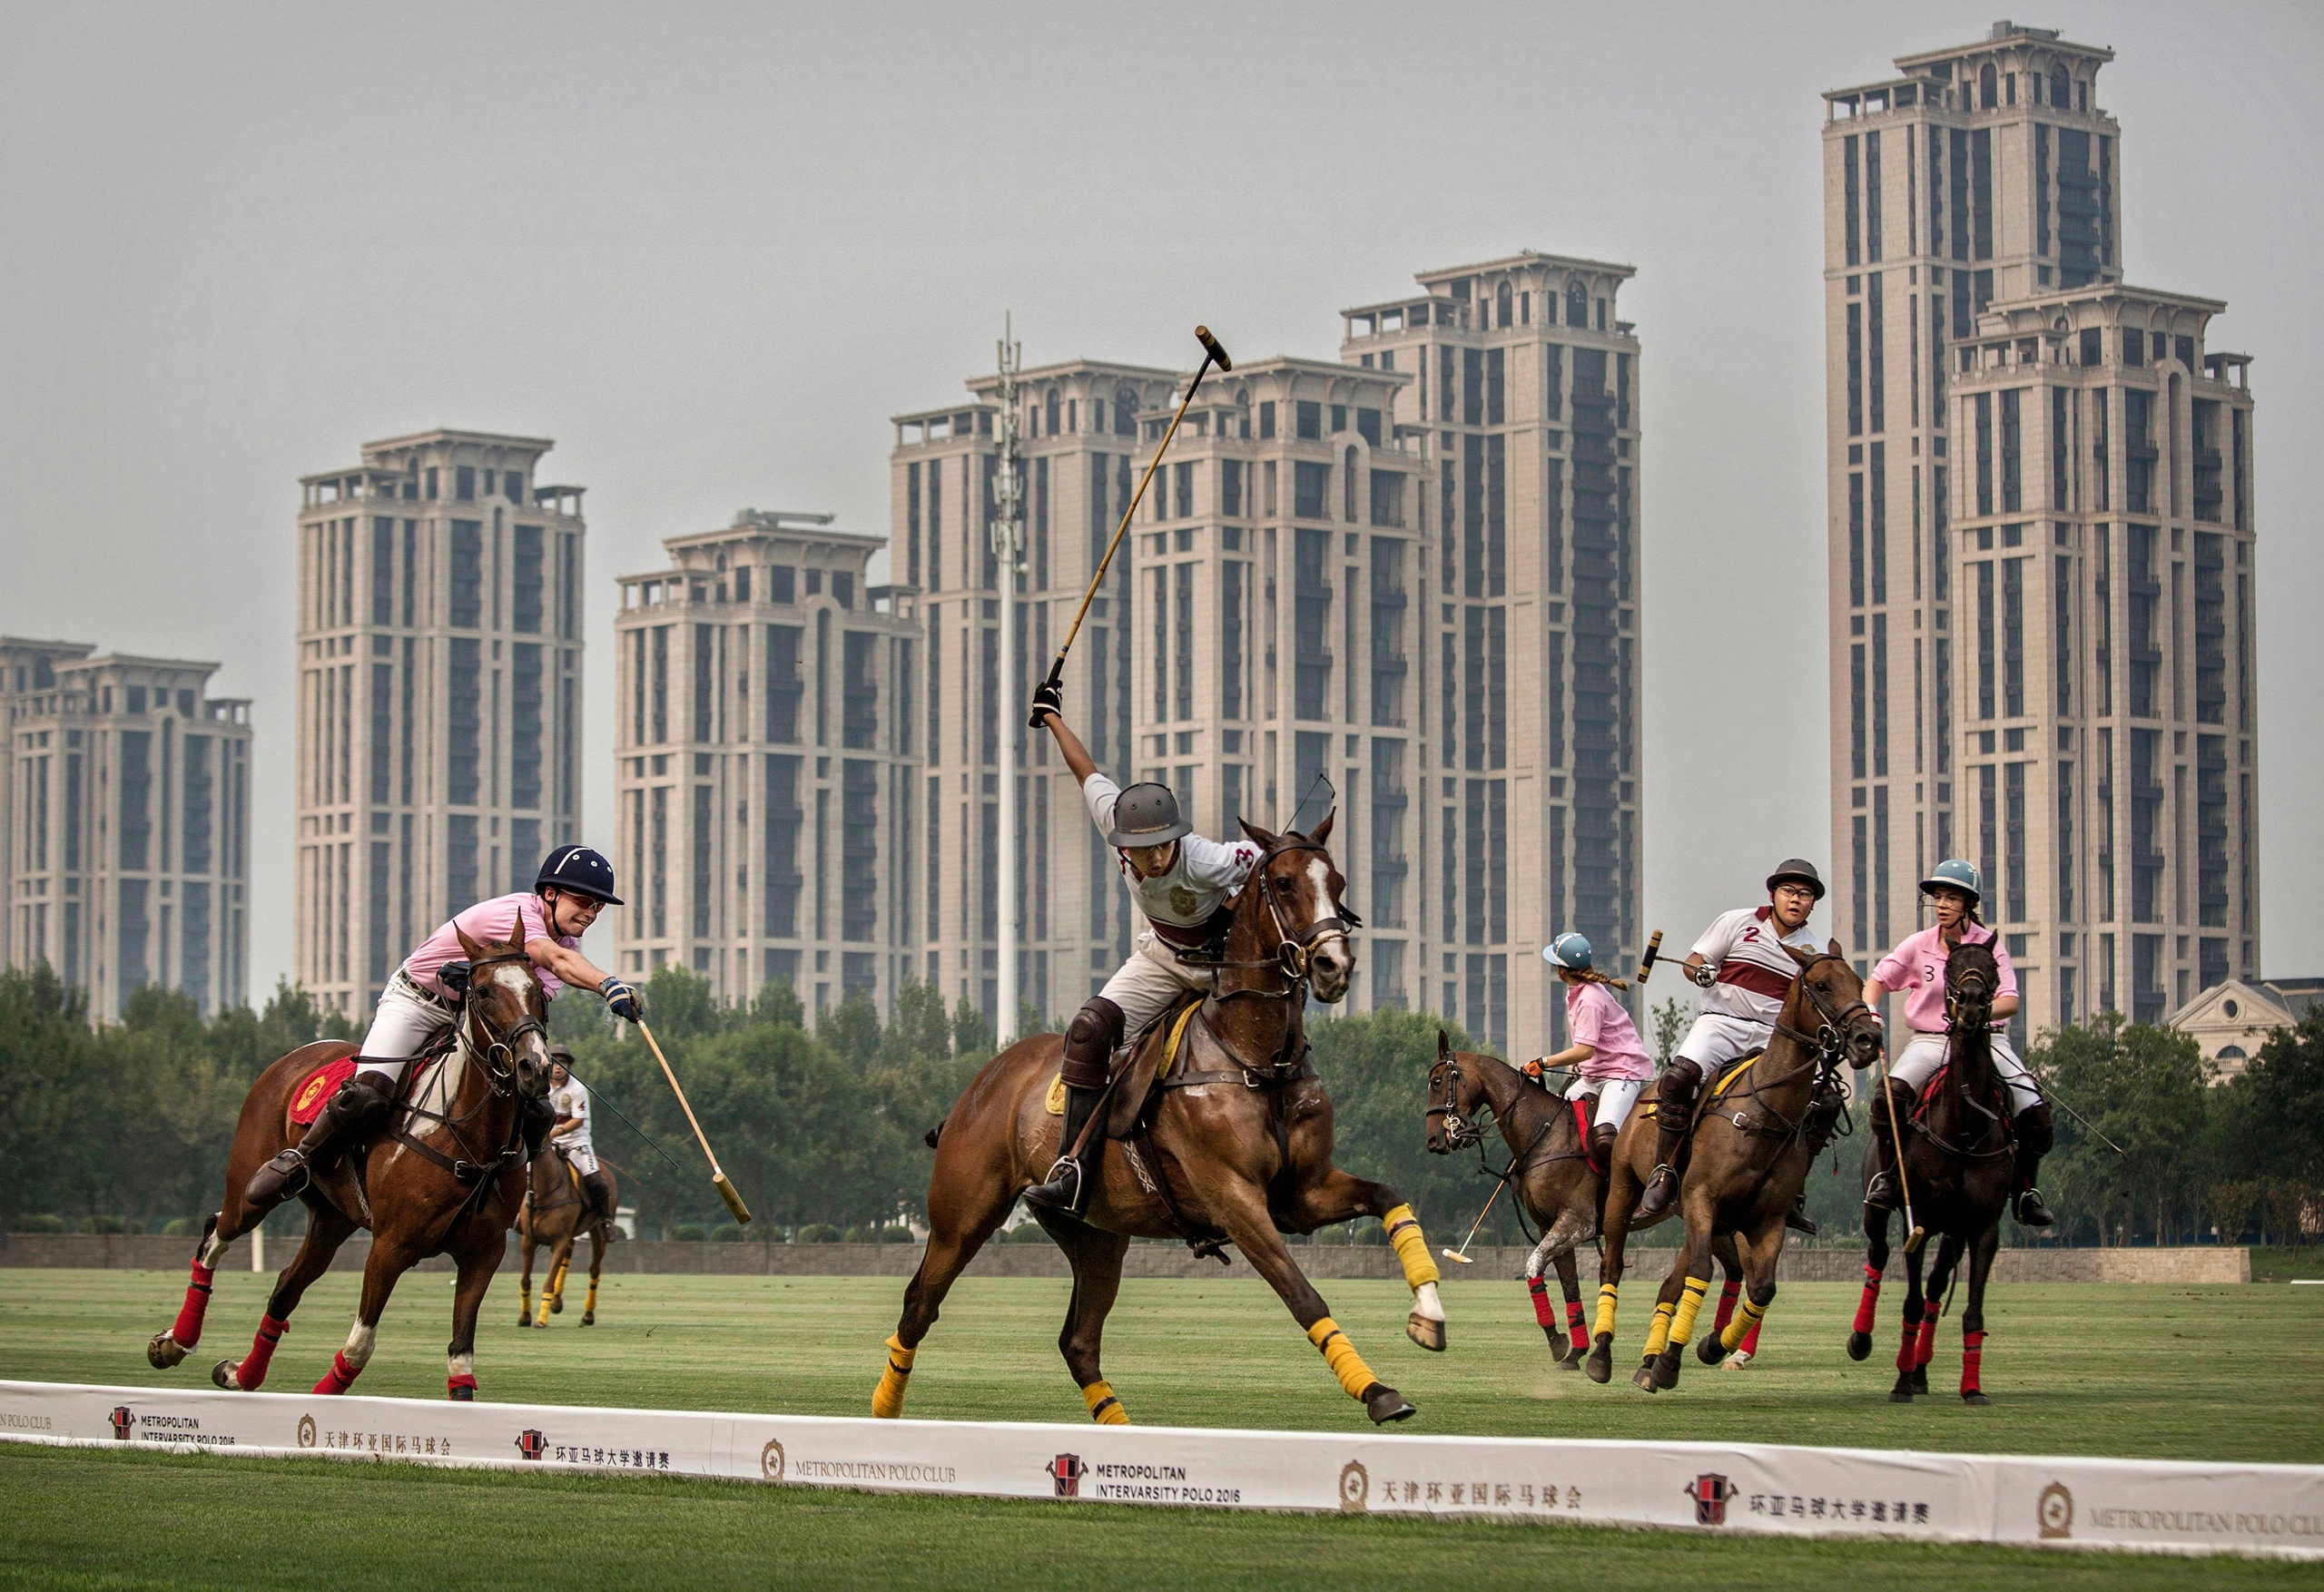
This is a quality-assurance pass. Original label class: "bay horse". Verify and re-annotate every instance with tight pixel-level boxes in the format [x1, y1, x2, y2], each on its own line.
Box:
[1590, 941, 1879, 1391]
[1846, 939, 2012, 1404]
[1425, 1038, 1762, 1370]
[878, 814, 1447, 1429]
[517, 1153, 616, 1329]
[145, 920, 551, 1400]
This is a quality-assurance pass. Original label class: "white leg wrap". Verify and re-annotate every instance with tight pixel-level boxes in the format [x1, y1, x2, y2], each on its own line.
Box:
[340, 1321, 377, 1369]
[197, 1226, 231, 1269]
[448, 1351, 474, 1380]
[1413, 1281, 1445, 1322]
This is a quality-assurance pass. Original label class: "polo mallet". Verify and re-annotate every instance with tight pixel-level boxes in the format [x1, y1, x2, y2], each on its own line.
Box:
[1635, 930, 1664, 984]
[1032, 325, 1230, 726]
[1442, 1170, 1516, 1265]
[1875, 1046, 1925, 1253]
[635, 1020, 753, 1224]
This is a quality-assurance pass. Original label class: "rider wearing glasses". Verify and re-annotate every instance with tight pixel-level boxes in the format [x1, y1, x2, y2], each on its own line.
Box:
[241, 844, 645, 1219]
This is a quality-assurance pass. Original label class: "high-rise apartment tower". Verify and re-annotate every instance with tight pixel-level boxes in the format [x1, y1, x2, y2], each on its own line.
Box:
[1823, 23, 2259, 1039]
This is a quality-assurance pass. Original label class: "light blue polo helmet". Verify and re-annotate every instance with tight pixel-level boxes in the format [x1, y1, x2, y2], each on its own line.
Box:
[1920, 858, 1984, 904]
[1542, 932, 1593, 972]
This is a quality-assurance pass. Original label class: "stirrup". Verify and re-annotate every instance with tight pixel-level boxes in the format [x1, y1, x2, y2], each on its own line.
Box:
[1864, 1170, 1896, 1210]
[1022, 1158, 1081, 1213]
[2014, 1187, 2055, 1227]
[1785, 1197, 1818, 1236]
[242, 1147, 310, 1210]
[1630, 1164, 1677, 1219]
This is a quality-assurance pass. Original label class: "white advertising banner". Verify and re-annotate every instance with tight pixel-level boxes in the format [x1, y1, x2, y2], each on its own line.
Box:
[4, 1381, 2318, 1559]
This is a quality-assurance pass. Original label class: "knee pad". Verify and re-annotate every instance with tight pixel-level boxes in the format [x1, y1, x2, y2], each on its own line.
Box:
[2014, 1102, 2053, 1158]
[1061, 997, 1125, 1089]
[1586, 1123, 1618, 1166]
[1661, 1056, 1704, 1100]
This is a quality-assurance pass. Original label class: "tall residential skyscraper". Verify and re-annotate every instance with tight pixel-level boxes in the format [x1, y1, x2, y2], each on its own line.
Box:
[294, 430, 586, 1019]
[1823, 24, 2260, 1039]
[896, 253, 1641, 1056]
[4, 639, 251, 1016]
[611, 512, 922, 1019]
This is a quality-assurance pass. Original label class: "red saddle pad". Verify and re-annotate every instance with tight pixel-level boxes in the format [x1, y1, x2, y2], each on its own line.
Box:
[286, 1051, 439, 1126]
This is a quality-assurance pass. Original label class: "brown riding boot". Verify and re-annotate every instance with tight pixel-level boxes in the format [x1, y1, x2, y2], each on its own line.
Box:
[583, 1170, 622, 1239]
[1023, 997, 1124, 1219]
[1631, 1058, 1703, 1222]
[243, 1070, 396, 1216]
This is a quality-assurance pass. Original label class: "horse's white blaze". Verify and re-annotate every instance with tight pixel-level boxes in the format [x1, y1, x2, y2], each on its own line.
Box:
[492, 964, 532, 997]
[1413, 1281, 1445, 1322]
[448, 1351, 475, 1379]
[1304, 858, 1331, 915]
[341, 1321, 377, 1368]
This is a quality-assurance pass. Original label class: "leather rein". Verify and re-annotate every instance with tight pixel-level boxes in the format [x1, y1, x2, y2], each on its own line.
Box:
[1204, 838, 1362, 1000]
[391, 948, 549, 1188]
[1914, 962, 2015, 1162]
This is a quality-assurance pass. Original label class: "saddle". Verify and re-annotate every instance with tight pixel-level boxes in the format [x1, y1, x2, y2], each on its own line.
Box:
[1103, 996, 1206, 1139]
[284, 1037, 450, 1129]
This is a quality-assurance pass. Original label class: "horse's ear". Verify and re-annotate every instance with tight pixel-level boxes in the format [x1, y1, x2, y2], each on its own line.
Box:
[1785, 942, 1819, 968]
[456, 924, 487, 962]
[1238, 816, 1277, 850]
[1827, 938, 1845, 959]
[1310, 809, 1334, 846]
[1437, 1028, 1451, 1060]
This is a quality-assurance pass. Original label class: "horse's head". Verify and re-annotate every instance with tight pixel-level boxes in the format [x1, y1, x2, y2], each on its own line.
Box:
[1236, 811, 1357, 1003]
[1945, 938, 2000, 1031]
[1786, 938, 1885, 1068]
[1424, 1028, 1484, 1153]
[454, 922, 554, 1102]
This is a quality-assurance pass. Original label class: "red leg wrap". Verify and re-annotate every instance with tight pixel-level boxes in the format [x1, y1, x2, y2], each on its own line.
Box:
[1565, 1300, 1589, 1353]
[1712, 1278, 1742, 1333]
[1961, 1329, 1985, 1396]
[235, 1314, 290, 1391]
[314, 1350, 363, 1396]
[1849, 1264, 1883, 1335]
[448, 1372, 478, 1400]
[1527, 1277, 1557, 1329]
[1914, 1310, 1940, 1371]
[170, 1263, 216, 1349]
[1738, 1318, 1764, 1356]
[1896, 1311, 1921, 1373]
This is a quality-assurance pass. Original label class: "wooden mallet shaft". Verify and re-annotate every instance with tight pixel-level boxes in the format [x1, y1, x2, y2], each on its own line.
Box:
[636, 1020, 752, 1225]
[1442, 1169, 1515, 1264]
[1875, 1046, 1924, 1253]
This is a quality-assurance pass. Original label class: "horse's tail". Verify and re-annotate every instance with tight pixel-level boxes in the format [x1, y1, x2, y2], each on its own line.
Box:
[923, 1119, 945, 1149]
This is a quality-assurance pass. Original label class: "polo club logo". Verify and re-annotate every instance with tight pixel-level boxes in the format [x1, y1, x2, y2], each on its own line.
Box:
[1048, 1453, 1085, 1499]
[108, 1406, 133, 1441]
[514, 1429, 547, 1461]
[2037, 1481, 2073, 1540]
[297, 1414, 317, 1450]
[760, 1439, 785, 1482]
[1686, 1472, 1735, 1526]
[1337, 1460, 1370, 1512]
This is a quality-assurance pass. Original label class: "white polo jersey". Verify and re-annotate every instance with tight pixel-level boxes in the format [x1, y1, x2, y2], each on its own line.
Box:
[1083, 772, 1261, 952]
[1690, 906, 1819, 1026]
[548, 1076, 592, 1150]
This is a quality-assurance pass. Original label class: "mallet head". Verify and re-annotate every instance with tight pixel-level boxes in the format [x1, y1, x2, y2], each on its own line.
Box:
[1194, 325, 1232, 372]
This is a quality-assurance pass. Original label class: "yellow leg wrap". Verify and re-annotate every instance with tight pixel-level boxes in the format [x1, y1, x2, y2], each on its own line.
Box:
[584, 1282, 599, 1314]
[1382, 1204, 1441, 1290]
[534, 1292, 551, 1328]
[1641, 1301, 1677, 1358]
[871, 1334, 915, 1420]
[1668, 1276, 1713, 1349]
[550, 1259, 568, 1300]
[519, 1289, 531, 1314]
[1720, 1292, 1768, 1352]
[1306, 1317, 1379, 1401]
[1081, 1380, 1129, 1425]
[1594, 1282, 1620, 1341]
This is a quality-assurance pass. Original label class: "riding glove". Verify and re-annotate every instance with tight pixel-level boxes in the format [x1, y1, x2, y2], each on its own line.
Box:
[1029, 678, 1064, 729]
[1688, 961, 1718, 989]
[599, 976, 645, 1024]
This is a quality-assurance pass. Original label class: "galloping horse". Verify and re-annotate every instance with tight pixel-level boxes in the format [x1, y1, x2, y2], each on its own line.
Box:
[1592, 942, 1879, 1391]
[1846, 939, 2013, 1404]
[517, 1153, 617, 1329]
[878, 814, 1447, 1428]
[146, 920, 551, 1399]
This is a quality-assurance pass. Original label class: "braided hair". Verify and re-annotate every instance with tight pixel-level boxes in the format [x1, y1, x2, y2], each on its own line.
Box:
[1557, 965, 1630, 994]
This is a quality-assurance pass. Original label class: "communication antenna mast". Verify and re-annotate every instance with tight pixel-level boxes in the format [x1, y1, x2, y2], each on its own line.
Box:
[992, 318, 1025, 1045]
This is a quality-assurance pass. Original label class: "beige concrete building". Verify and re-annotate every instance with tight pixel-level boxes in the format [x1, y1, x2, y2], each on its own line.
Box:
[895, 253, 1642, 1056]
[611, 512, 923, 1020]
[293, 430, 586, 1019]
[1822, 24, 2259, 1040]
[5, 639, 251, 1016]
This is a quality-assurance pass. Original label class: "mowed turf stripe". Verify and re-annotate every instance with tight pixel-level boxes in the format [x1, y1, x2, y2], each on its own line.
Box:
[0, 1270, 2315, 1461]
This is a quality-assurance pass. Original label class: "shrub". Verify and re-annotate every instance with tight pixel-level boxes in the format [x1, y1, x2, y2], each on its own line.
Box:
[668, 1223, 707, 1243]
[78, 1215, 126, 1235]
[795, 1223, 841, 1243]
[9, 1214, 66, 1234]
[1004, 1222, 1053, 1243]
[161, 1218, 195, 1238]
[709, 1223, 744, 1243]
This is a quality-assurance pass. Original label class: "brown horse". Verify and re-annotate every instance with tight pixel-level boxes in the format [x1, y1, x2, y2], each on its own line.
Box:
[1846, 939, 2014, 1403]
[145, 921, 552, 1400]
[1590, 942, 1879, 1391]
[517, 1152, 615, 1329]
[1427, 1039, 1759, 1370]
[875, 815, 1447, 1429]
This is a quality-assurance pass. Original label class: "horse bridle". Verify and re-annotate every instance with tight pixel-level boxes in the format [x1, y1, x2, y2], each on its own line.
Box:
[1773, 951, 1876, 1075]
[1211, 838, 1361, 998]
[1425, 1053, 1482, 1149]
[453, 948, 550, 1099]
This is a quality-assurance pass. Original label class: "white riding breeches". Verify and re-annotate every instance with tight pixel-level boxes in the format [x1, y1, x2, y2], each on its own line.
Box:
[1097, 931, 1216, 1037]
[1565, 1074, 1646, 1132]
[355, 974, 457, 1086]
[1675, 1012, 1773, 1074]
[1886, 1030, 2042, 1115]
[555, 1141, 599, 1178]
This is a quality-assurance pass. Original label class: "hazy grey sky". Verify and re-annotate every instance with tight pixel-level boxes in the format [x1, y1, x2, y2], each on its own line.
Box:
[4, 1, 2318, 992]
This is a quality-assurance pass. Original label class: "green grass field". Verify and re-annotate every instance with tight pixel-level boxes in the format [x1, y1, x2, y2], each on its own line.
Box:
[1, 1267, 2318, 1589]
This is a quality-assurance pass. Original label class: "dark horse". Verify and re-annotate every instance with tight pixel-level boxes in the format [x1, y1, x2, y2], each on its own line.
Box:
[879, 814, 1446, 1428]
[147, 920, 551, 1399]
[517, 1153, 617, 1328]
[1593, 942, 1879, 1391]
[1846, 939, 2013, 1403]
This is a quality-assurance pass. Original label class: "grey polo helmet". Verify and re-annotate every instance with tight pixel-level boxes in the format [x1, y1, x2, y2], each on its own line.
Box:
[1764, 858, 1827, 901]
[1107, 782, 1190, 849]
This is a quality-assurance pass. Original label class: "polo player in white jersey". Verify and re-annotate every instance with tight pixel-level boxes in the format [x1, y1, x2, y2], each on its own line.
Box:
[1021, 681, 1262, 1217]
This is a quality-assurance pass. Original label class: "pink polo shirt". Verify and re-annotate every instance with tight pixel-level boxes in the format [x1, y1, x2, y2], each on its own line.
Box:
[1568, 982, 1654, 1081]
[1873, 921, 2016, 1033]
[402, 892, 577, 1001]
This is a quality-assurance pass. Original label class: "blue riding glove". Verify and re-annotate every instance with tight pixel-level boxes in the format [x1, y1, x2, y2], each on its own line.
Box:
[599, 976, 645, 1024]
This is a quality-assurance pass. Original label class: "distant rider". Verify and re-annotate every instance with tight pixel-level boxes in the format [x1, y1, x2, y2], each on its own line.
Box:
[1022, 681, 1261, 1217]
[1521, 933, 1651, 1173]
[547, 1047, 619, 1239]
[1861, 860, 2055, 1226]
[241, 845, 645, 1216]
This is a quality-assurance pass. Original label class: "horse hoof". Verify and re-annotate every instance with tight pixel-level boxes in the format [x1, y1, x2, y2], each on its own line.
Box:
[1889, 1386, 1916, 1403]
[1556, 1351, 1585, 1371]
[1653, 1346, 1683, 1391]
[1963, 1391, 1991, 1406]
[581, 1313, 595, 1327]
[1846, 1331, 1872, 1362]
[448, 1384, 475, 1402]
[517, 1314, 530, 1328]
[148, 1333, 187, 1371]
[550, 1298, 564, 1315]
[212, 1360, 241, 1391]
[1405, 1311, 1446, 1352]
[1721, 1351, 1754, 1372]
[1585, 1341, 1613, 1384]
[1364, 1384, 1416, 1425]
[1910, 1370, 1929, 1395]
[1630, 1363, 1659, 1393]
[1695, 1332, 1728, 1367]
[1543, 1329, 1571, 1362]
